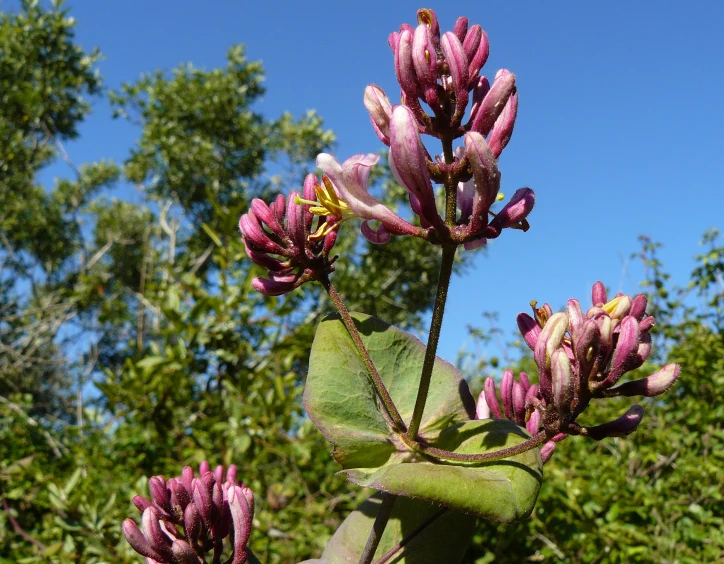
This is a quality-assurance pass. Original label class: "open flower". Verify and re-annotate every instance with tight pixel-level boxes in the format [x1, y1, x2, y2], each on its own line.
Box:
[240, 174, 340, 295]
[314, 152, 426, 244]
[122, 462, 254, 564]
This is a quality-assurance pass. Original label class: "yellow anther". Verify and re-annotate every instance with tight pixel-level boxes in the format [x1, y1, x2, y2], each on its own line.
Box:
[602, 296, 622, 315]
[295, 177, 359, 241]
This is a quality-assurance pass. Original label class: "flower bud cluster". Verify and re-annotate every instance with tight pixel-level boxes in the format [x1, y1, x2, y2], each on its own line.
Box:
[357, 9, 534, 248]
[477, 282, 680, 462]
[240, 174, 340, 296]
[122, 462, 254, 564]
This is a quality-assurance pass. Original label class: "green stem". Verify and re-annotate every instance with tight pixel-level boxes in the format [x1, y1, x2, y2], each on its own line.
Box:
[405, 243, 457, 441]
[414, 431, 548, 463]
[321, 277, 407, 433]
[373, 507, 448, 564]
[359, 494, 397, 564]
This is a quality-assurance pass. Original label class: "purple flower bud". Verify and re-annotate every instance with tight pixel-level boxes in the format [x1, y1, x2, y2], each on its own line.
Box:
[463, 25, 490, 83]
[226, 465, 238, 485]
[441, 32, 470, 117]
[123, 519, 168, 562]
[500, 370, 514, 420]
[168, 478, 191, 515]
[540, 441, 556, 464]
[486, 187, 535, 236]
[463, 132, 500, 233]
[241, 486, 255, 518]
[416, 8, 440, 43]
[453, 16, 468, 43]
[488, 90, 518, 158]
[388, 106, 442, 228]
[364, 85, 393, 145]
[519, 372, 531, 392]
[475, 390, 491, 419]
[585, 404, 644, 440]
[483, 377, 503, 418]
[192, 480, 213, 531]
[251, 275, 301, 297]
[172, 539, 200, 564]
[413, 24, 440, 108]
[639, 316, 656, 333]
[184, 502, 202, 546]
[133, 495, 153, 513]
[470, 70, 515, 136]
[213, 465, 224, 484]
[470, 76, 491, 120]
[630, 294, 648, 320]
[607, 364, 680, 397]
[394, 28, 420, 99]
[512, 380, 526, 424]
[600, 316, 641, 389]
[149, 477, 172, 515]
[517, 312, 540, 351]
[229, 486, 253, 564]
[141, 508, 173, 560]
[632, 333, 652, 369]
[591, 281, 607, 306]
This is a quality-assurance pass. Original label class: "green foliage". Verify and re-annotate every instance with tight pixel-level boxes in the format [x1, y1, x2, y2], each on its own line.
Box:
[317, 495, 476, 564]
[305, 312, 542, 521]
[1, 2, 721, 563]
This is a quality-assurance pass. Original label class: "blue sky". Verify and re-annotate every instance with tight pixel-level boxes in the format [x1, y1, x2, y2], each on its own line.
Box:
[32, 0, 724, 365]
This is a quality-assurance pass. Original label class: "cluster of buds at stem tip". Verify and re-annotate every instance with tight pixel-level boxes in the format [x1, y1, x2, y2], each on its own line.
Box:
[356, 9, 534, 248]
[239, 173, 342, 296]
[122, 462, 254, 564]
[477, 282, 680, 463]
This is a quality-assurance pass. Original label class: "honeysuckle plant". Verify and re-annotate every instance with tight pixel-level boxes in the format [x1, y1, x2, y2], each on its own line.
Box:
[123, 8, 680, 564]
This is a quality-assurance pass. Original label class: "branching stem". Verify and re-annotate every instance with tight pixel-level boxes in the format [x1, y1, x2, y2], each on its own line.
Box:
[321, 277, 407, 433]
[359, 494, 397, 564]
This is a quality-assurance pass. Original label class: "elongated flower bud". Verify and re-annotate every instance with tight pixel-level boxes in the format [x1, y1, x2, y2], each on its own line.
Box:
[123, 462, 254, 564]
[470, 70, 516, 136]
[585, 405, 644, 440]
[364, 85, 393, 145]
[388, 106, 441, 227]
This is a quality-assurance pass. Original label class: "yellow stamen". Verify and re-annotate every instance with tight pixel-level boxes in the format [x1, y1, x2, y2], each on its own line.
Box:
[295, 177, 359, 241]
[602, 296, 622, 315]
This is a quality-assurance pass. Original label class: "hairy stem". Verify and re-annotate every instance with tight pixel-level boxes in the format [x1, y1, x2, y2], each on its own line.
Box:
[414, 431, 548, 463]
[321, 277, 407, 433]
[359, 494, 397, 564]
[373, 507, 448, 564]
[405, 243, 457, 440]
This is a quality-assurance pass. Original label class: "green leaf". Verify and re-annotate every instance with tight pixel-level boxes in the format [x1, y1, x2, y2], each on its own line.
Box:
[304, 313, 543, 521]
[345, 420, 542, 522]
[304, 312, 475, 469]
[320, 494, 476, 564]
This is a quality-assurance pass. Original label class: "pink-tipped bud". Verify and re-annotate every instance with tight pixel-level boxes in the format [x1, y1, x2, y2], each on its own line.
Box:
[540, 441, 557, 464]
[441, 32, 470, 116]
[483, 377, 502, 418]
[500, 369, 514, 420]
[388, 106, 440, 227]
[364, 85, 393, 145]
[488, 90, 518, 158]
[592, 281, 607, 306]
[470, 70, 515, 136]
[608, 364, 680, 397]
[517, 312, 540, 350]
[464, 132, 500, 233]
[123, 518, 166, 562]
